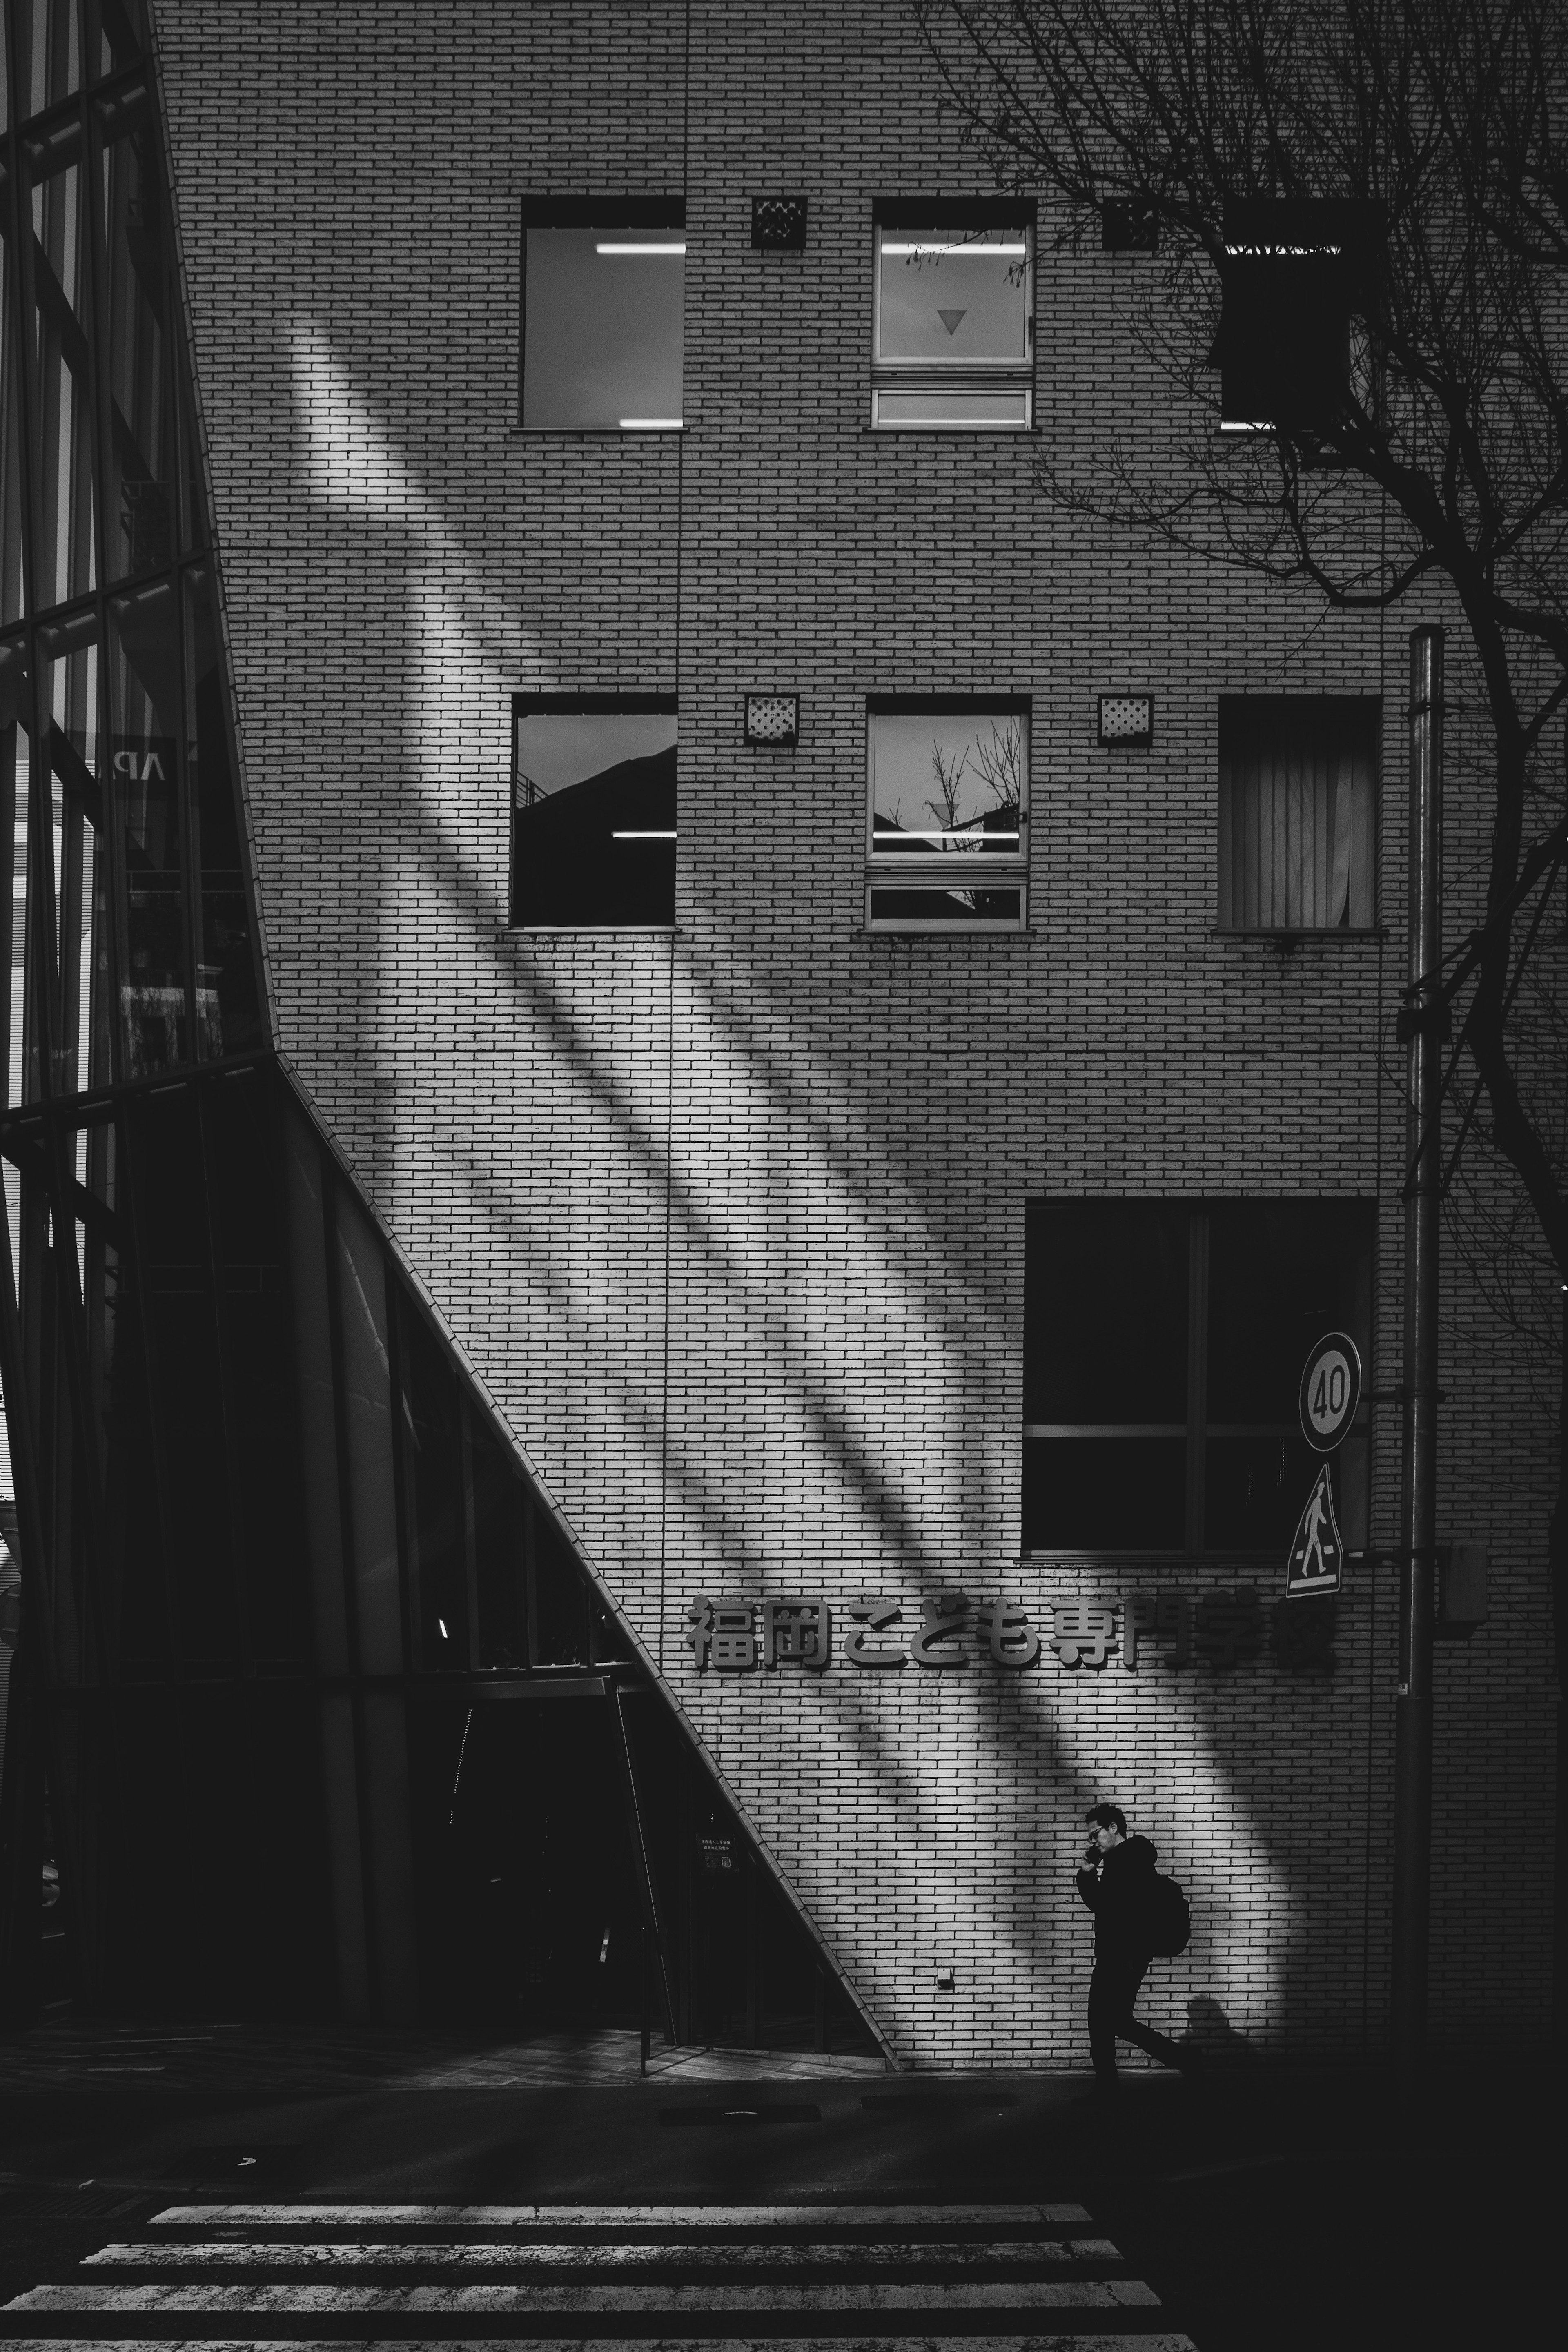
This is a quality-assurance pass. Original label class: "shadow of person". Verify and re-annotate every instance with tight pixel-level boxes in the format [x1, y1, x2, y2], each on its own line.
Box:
[1182, 1994, 1258, 2065]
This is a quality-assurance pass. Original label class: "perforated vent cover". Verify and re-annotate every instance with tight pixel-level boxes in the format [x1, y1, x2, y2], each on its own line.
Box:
[1102, 196, 1158, 253]
[745, 693, 800, 745]
[1098, 694, 1153, 745]
[751, 196, 807, 251]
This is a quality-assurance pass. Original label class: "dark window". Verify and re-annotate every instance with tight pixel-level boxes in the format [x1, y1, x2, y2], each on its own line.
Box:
[471, 1414, 526, 1670]
[1024, 1199, 1372, 1555]
[521, 204, 684, 431]
[402, 1301, 470, 1674]
[1219, 697, 1377, 931]
[512, 696, 676, 929]
[872, 203, 1033, 429]
[866, 697, 1027, 931]
[530, 1502, 588, 1666]
[1216, 198, 1379, 433]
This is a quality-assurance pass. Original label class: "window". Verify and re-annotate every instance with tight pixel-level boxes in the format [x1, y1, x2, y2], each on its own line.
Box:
[520, 203, 684, 430]
[1219, 697, 1376, 931]
[1023, 1200, 1372, 1555]
[1215, 198, 1379, 433]
[866, 698, 1027, 930]
[871, 203, 1033, 428]
[511, 697, 676, 929]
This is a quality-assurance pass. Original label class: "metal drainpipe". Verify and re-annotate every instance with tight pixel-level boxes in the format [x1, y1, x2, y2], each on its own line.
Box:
[1394, 623, 1443, 2091]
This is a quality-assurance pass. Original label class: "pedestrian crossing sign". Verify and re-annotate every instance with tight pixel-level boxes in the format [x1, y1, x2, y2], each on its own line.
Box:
[1285, 1461, 1343, 1599]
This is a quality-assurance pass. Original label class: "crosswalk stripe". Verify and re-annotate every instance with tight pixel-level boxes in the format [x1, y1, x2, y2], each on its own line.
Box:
[3, 2199, 1199, 2348]
[85, 2238, 1125, 2270]
[11, 2279, 1167, 2314]
[148, 2202, 1094, 2228]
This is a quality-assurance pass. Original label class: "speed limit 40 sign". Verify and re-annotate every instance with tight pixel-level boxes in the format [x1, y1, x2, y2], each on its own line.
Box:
[1299, 1332, 1362, 1453]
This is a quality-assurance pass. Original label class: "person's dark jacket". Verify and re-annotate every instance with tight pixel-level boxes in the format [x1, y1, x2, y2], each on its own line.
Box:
[1076, 1834, 1158, 1958]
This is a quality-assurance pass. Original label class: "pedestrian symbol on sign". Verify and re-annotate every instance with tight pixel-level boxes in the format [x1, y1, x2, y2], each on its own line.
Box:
[1285, 1462, 1343, 1599]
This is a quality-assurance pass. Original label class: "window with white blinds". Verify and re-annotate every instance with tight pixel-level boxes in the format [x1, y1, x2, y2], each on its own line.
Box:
[1218, 697, 1377, 931]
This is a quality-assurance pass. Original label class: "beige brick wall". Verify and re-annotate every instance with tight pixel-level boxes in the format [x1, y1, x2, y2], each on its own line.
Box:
[152, 0, 1557, 2062]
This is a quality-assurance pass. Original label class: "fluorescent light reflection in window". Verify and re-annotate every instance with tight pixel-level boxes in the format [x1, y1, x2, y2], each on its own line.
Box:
[880, 240, 1027, 256]
[513, 705, 677, 927]
[523, 225, 683, 428]
[618, 417, 683, 429]
[873, 827, 1020, 845]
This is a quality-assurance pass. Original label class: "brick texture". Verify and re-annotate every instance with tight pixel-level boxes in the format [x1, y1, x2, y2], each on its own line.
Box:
[152, 0, 1557, 2063]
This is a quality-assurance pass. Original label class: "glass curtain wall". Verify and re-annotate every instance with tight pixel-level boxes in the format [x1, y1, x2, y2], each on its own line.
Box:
[0, 0, 873, 2053]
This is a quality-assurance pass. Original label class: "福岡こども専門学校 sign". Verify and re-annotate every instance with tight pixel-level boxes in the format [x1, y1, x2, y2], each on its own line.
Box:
[681, 1586, 1335, 1675]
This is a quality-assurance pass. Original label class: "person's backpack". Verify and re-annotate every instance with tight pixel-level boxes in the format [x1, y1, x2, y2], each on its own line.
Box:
[1146, 1871, 1191, 1958]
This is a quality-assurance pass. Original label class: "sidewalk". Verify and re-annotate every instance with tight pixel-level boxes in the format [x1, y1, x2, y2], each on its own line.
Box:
[0, 2016, 887, 2097]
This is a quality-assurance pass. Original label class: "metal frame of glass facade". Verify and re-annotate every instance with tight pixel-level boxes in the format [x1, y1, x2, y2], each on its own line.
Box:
[0, 0, 876, 2056]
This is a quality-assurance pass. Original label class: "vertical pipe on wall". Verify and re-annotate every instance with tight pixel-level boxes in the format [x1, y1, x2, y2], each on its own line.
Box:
[1394, 624, 1443, 2090]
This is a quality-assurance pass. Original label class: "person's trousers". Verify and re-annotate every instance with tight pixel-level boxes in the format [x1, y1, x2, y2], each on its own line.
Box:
[1087, 1950, 1185, 2083]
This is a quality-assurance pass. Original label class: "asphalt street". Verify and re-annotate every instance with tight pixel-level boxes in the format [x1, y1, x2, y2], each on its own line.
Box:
[0, 2022, 1550, 2352]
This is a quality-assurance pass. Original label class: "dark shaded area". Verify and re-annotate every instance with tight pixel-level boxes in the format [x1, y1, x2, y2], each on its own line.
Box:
[1025, 1200, 1189, 1423]
[1214, 198, 1382, 429]
[0, 1059, 874, 2055]
[1022, 1433, 1186, 1551]
[0, 2051, 1551, 2352]
[513, 746, 676, 927]
[1023, 1198, 1372, 1555]
[867, 883, 1022, 924]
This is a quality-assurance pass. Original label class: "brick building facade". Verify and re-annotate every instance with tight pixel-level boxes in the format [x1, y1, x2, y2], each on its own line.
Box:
[0, 0, 1554, 2062]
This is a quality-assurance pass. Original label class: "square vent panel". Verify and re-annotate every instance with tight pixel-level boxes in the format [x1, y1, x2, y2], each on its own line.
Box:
[745, 693, 800, 746]
[1098, 694, 1153, 747]
[1102, 196, 1158, 253]
[751, 196, 807, 251]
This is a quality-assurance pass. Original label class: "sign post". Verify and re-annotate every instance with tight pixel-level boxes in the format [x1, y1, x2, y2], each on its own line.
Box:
[1394, 623, 1445, 2095]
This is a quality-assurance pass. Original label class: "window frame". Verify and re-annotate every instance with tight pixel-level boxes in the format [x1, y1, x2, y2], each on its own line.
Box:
[864, 693, 1030, 934]
[1022, 1197, 1375, 1562]
[509, 690, 678, 933]
[870, 198, 1036, 432]
[517, 196, 686, 435]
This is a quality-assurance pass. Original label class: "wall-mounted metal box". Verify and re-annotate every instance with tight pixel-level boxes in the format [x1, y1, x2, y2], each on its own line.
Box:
[1436, 1542, 1487, 1638]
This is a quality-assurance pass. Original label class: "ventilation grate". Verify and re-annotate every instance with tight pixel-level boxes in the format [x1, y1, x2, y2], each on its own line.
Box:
[751, 195, 807, 251]
[745, 693, 800, 746]
[1102, 196, 1158, 252]
[1098, 694, 1154, 746]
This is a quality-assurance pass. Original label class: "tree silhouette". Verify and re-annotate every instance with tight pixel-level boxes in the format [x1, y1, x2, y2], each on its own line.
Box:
[913, 0, 1568, 1782]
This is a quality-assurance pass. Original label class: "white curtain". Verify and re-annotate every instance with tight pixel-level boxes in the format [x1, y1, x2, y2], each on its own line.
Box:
[1219, 704, 1374, 929]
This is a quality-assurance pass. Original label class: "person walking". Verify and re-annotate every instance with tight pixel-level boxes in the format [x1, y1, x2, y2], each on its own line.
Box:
[1075, 1801, 1195, 2095]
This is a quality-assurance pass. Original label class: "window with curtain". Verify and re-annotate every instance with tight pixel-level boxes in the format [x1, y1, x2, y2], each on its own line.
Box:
[1218, 697, 1377, 931]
